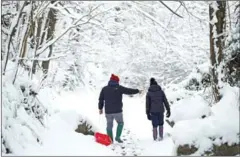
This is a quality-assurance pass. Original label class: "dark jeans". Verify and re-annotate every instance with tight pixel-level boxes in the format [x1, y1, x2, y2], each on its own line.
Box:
[151, 112, 164, 128]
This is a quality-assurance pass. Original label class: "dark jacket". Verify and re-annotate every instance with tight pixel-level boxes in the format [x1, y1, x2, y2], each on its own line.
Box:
[146, 85, 170, 114]
[98, 80, 139, 114]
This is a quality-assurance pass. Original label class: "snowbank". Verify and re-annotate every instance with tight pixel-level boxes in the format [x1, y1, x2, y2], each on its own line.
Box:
[2, 75, 55, 155]
[168, 95, 211, 123]
[2, 75, 117, 156]
[172, 85, 240, 155]
[51, 88, 107, 133]
[21, 110, 117, 156]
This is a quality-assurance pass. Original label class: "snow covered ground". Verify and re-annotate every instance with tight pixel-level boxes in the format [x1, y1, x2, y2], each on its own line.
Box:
[2, 63, 239, 156]
[13, 88, 175, 156]
[3, 82, 238, 156]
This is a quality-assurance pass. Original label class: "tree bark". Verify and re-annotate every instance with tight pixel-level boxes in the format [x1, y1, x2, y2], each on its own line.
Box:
[209, 1, 226, 103]
[42, 1, 57, 77]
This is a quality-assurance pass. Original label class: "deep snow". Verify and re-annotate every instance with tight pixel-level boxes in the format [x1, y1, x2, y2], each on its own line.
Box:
[11, 88, 176, 156]
[3, 83, 238, 156]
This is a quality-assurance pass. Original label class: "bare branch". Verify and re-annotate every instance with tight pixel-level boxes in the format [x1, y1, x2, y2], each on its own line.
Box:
[58, 2, 71, 14]
[159, 1, 183, 18]
[36, 4, 104, 56]
[33, 1, 58, 19]
[1, 12, 17, 18]
[1, 27, 10, 35]
[179, 1, 204, 22]
[234, 3, 240, 12]
[167, 3, 183, 27]
[132, 3, 167, 31]
[227, 1, 232, 31]
[2, 1, 27, 75]
[18, 54, 66, 61]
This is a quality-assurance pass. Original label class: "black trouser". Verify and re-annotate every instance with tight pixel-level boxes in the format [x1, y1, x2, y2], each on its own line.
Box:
[151, 112, 164, 127]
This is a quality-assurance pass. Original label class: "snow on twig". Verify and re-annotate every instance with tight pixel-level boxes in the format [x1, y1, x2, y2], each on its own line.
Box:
[159, 1, 183, 18]
[36, 4, 104, 56]
[3, 1, 27, 75]
[132, 2, 168, 31]
[17, 54, 66, 61]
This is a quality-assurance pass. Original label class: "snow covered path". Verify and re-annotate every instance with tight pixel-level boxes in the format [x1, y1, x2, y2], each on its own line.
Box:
[121, 96, 176, 156]
[21, 89, 176, 156]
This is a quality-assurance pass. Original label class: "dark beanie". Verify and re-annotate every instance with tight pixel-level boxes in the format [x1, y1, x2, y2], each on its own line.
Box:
[150, 78, 158, 86]
[110, 74, 120, 82]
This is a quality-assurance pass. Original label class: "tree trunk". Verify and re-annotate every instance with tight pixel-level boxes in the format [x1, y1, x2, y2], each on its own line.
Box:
[215, 1, 226, 64]
[32, 12, 43, 74]
[209, 1, 226, 103]
[42, 1, 57, 77]
[2, 1, 26, 75]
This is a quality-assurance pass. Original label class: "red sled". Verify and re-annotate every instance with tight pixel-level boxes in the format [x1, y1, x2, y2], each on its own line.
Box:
[94, 132, 112, 146]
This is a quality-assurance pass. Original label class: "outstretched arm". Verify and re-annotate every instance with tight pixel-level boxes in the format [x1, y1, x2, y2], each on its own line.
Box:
[120, 86, 139, 95]
[98, 88, 104, 110]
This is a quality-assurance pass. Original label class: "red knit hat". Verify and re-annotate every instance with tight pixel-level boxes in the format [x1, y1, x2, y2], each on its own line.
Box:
[110, 74, 120, 82]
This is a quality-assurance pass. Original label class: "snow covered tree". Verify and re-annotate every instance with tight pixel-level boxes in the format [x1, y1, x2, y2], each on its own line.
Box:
[224, 3, 240, 87]
[209, 1, 226, 103]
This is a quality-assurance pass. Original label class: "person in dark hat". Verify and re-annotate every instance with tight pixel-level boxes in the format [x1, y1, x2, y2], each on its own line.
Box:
[146, 78, 171, 141]
[98, 74, 142, 143]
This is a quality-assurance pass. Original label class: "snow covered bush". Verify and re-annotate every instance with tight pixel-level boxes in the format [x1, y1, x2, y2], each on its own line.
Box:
[184, 64, 212, 91]
[2, 78, 50, 154]
[172, 85, 240, 156]
[1, 60, 58, 155]
[224, 4, 240, 87]
[168, 95, 211, 124]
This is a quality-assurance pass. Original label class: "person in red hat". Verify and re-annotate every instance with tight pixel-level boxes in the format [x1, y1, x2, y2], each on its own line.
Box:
[98, 74, 142, 143]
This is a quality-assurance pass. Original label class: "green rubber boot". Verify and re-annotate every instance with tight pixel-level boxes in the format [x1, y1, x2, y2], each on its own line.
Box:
[107, 129, 113, 143]
[115, 123, 124, 143]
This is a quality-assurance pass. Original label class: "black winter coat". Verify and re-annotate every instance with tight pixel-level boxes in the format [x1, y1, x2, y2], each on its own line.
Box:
[98, 82, 139, 114]
[146, 85, 170, 114]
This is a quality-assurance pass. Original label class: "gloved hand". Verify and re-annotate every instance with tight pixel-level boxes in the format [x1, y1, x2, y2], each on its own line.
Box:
[166, 110, 171, 118]
[147, 113, 151, 120]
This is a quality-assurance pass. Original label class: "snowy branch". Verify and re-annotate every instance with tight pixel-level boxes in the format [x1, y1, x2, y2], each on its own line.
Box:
[36, 4, 104, 56]
[159, 1, 183, 18]
[179, 1, 205, 22]
[2, 1, 27, 75]
[167, 3, 183, 27]
[132, 3, 167, 31]
[17, 54, 66, 61]
[33, 1, 52, 19]
[1, 27, 10, 35]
